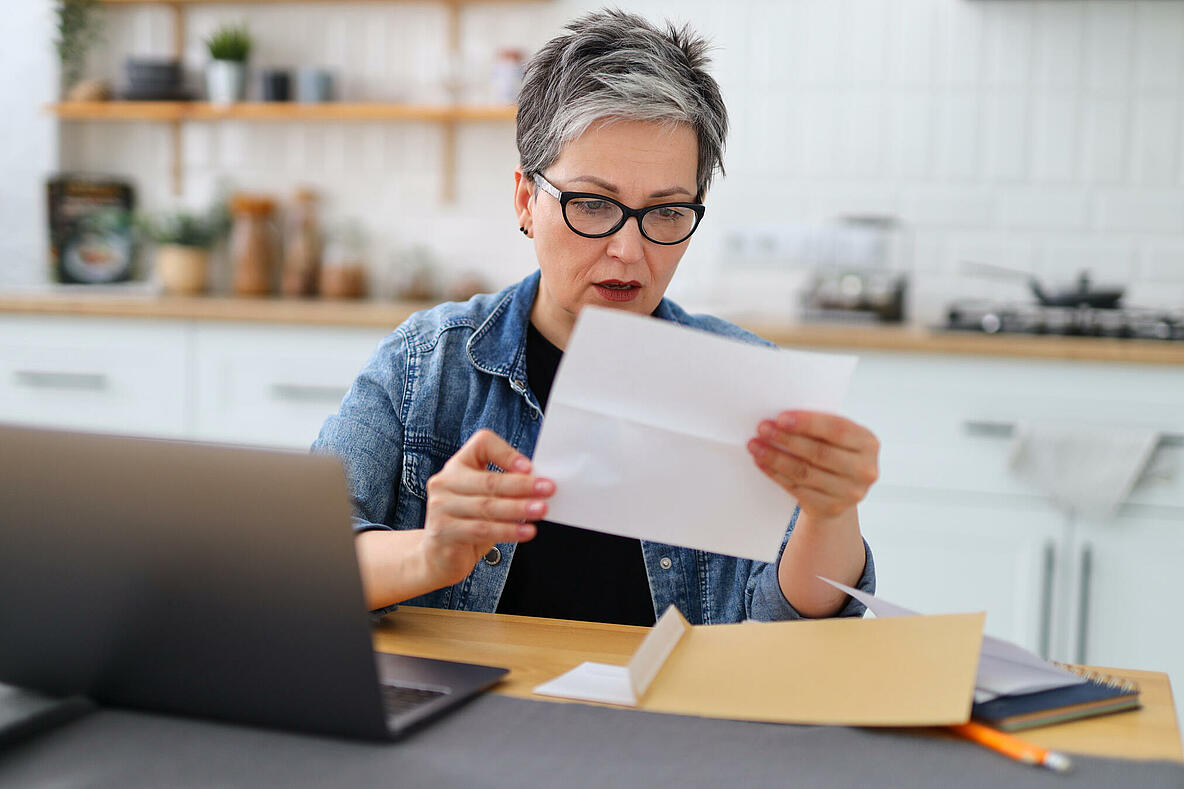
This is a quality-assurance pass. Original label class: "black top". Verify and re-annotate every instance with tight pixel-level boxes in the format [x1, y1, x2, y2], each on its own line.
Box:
[495, 322, 656, 626]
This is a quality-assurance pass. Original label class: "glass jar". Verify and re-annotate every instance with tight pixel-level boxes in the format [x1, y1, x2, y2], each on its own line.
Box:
[491, 48, 525, 104]
[320, 221, 369, 300]
[230, 193, 278, 297]
[281, 188, 321, 297]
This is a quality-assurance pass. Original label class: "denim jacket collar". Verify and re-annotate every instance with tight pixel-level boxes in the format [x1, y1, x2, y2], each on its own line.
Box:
[466, 270, 538, 390]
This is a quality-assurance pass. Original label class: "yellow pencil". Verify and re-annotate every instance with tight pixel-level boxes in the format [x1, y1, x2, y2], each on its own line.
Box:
[950, 721, 1074, 772]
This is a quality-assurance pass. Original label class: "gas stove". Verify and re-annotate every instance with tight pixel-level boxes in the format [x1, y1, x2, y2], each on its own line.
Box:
[945, 301, 1184, 341]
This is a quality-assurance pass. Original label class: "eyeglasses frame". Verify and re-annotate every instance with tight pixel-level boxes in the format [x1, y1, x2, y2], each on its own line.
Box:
[531, 173, 706, 246]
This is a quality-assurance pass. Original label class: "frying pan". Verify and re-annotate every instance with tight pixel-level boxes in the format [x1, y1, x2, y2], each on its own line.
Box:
[961, 261, 1125, 309]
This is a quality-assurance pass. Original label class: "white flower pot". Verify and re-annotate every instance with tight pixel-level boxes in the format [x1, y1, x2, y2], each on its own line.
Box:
[206, 60, 246, 105]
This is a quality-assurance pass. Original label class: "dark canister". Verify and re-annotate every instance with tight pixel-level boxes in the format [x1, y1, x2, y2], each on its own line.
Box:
[260, 69, 292, 101]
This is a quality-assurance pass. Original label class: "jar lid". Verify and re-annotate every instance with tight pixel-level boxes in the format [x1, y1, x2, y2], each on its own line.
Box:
[231, 193, 276, 216]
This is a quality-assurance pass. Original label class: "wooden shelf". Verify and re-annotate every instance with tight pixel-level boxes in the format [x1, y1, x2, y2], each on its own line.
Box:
[59, 0, 538, 199]
[50, 101, 517, 122]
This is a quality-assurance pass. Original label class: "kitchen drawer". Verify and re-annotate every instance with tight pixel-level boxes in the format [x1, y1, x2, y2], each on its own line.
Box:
[193, 322, 388, 449]
[842, 352, 1184, 505]
[0, 316, 190, 437]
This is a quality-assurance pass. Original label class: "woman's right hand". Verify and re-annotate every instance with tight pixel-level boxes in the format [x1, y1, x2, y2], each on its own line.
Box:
[420, 428, 554, 589]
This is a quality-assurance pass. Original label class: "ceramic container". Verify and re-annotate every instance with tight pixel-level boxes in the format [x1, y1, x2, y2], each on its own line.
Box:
[156, 244, 210, 295]
[207, 60, 246, 105]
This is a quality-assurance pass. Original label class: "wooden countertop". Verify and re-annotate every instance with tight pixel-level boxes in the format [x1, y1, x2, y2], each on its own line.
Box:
[373, 606, 1183, 763]
[2, 291, 1183, 365]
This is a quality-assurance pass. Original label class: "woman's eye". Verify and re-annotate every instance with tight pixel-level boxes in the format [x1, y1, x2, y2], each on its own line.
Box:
[655, 207, 685, 220]
[573, 200, 608, 213]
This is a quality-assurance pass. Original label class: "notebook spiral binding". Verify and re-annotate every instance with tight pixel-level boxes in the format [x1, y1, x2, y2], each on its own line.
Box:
[1052, 662, 1140, 694]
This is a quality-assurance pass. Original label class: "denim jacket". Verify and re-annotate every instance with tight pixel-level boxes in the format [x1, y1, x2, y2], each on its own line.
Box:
[313, 270, 874, 624]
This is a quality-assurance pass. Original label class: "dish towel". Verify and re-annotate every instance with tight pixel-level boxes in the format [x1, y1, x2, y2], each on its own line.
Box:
[1009, 421, 1160, 519]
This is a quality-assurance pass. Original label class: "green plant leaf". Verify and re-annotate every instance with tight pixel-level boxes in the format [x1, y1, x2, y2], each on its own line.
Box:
[205, 23, 252, 62]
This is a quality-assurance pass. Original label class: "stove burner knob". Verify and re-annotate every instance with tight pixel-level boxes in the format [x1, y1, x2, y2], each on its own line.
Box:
[981, 313, 1002, 334]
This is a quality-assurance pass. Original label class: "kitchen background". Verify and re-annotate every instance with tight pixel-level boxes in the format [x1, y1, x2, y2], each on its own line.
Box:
[4, 0, 1184, 323]
[2, 0, 1184, 739]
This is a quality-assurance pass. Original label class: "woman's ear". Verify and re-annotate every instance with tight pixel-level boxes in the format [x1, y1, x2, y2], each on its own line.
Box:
[513, 168, 534, 237]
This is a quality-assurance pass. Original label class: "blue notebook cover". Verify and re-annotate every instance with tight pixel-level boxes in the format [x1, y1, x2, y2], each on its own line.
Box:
[971, 670, 1140, 732]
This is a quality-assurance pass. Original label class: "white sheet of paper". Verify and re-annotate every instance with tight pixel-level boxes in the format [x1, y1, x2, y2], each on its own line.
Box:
[533, 662, 638, 706]
[531, 307, 857, 562]
[533, 605, 690, 707]
[820, 577, 1085, 699]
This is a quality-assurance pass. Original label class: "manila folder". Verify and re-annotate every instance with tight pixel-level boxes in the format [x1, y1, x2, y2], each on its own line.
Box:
[640, 612, 985, 727]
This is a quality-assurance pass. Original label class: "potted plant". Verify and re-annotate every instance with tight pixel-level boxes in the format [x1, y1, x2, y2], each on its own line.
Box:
[138, 206, 228, 295]
[55, 0, 105, 99]
[204, 24, 252, 105]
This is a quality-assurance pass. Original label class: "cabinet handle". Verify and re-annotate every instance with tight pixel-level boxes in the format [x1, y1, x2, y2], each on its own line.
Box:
[1075, 544, 1093, 665]
[963, 420, 1016, 439]
[269, 383, 347, 404]
[964, 419, 1184, 447]
[1038, 541, 1055, 661]
[13, 370, 109, 391]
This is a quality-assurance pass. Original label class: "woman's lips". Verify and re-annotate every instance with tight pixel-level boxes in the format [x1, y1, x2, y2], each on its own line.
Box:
[594, 280, 641, 303]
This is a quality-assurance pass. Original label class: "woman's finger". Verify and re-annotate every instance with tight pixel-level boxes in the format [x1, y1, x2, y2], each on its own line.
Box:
[439, 491, 549, 523]
[755, 422, 863, 477]
[453, 428, 533, 474]
[774, 411, 879, 454]
[750, 451, 863, 519]
[429, 465, 555, 500]
[748, 439, 852, 497]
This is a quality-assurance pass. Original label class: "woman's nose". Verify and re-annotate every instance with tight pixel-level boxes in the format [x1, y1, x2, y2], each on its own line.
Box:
[605, 216, 647, 265]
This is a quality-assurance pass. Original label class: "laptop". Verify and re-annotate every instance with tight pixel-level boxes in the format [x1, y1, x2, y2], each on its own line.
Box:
[0, 423, 508, 741]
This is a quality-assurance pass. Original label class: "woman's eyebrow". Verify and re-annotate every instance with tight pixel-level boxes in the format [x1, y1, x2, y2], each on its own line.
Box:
[568, 175, 695, 200]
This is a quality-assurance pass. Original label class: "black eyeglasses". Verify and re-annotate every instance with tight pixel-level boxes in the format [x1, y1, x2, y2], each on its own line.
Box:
[532, 174, 706, 246]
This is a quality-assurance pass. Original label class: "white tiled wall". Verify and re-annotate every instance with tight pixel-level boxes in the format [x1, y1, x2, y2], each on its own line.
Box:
[14, 1, 1184, 321]
[0, 3, 56, 285]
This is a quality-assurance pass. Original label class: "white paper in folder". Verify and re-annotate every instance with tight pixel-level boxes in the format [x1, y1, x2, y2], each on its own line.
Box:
[530, 307, 857, 562]
[819, 577, 1084, 701]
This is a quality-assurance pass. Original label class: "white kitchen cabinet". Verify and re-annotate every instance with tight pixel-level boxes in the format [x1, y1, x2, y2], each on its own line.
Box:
[192, 323, 387, 449]
[0, 314, 390, 449]
[857, 489, 1063, 656]
[0, 316, 190, 437]
[1070, 513, 1184, 680]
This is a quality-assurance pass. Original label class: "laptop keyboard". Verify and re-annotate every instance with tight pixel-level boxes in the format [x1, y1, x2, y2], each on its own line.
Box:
[381, 684, 450, 716]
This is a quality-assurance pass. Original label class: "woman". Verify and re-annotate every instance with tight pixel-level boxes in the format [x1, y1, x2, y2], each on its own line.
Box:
[313, 9, 878, 626]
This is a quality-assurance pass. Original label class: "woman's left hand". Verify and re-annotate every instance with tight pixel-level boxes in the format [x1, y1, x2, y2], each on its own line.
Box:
[747, 411, 880, 522]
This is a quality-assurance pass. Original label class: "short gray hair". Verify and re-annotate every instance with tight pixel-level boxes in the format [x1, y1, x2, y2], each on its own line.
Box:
[516, 9, 728, 199]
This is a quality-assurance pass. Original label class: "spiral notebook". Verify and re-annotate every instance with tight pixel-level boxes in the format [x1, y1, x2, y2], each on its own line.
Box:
[971, 664, 1141, 732]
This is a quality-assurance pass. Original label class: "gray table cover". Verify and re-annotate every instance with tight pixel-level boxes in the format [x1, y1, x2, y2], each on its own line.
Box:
[0, 693, 1181, 788]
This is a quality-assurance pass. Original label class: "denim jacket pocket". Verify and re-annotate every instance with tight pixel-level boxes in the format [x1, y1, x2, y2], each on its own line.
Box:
[400, 441, 459, 500]
[396, 440, 460, 532]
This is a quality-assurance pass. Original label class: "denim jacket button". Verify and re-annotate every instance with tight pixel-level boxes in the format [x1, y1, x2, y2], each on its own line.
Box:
[659, 557, 672, 570]
[484, 546, 502, 566]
